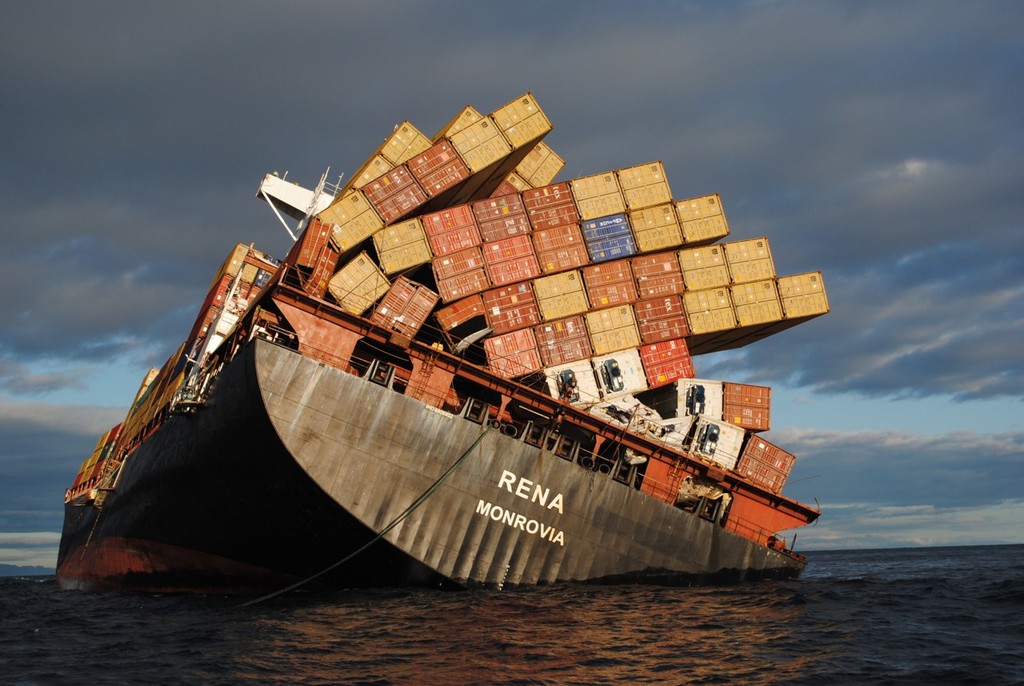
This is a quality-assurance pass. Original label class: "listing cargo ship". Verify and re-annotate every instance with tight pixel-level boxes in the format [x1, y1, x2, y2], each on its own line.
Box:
[57, 93, 829, 594]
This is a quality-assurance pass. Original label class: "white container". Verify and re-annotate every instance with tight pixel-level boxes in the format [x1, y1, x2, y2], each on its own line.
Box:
[688, 414, 746, 471]
[591, 349, 647, 400]
[544, 360, 601, 406]
[676, 378, 724, 421]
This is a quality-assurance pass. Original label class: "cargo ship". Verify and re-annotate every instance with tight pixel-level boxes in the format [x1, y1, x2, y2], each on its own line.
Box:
[57, 93, 829, 594]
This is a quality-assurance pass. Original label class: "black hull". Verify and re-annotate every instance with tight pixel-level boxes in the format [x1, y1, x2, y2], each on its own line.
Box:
[58, 339, 804, 594]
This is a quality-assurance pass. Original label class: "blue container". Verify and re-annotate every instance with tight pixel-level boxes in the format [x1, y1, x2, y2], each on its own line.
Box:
[581, 214, 637, 263]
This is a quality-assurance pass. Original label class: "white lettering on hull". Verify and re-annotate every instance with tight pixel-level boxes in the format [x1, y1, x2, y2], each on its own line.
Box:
[475, 499, 566, 546]
[498, 469, 564, 515]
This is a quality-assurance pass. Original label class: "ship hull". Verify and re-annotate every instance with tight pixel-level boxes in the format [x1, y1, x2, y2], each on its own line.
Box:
[58, 339, 804, 594]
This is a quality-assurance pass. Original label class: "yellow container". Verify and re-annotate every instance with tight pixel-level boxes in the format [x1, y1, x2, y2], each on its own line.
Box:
[684, 287, 737, 334]
[502, 171, 532, 192]
[433, 105, 483, 142]
[675, 194, 730, 244]
[515, 141, 564, 187]
[533, 270, 589, 320]
[585, 305, 641, 355]
[570, 171, 626, 220]
[448, 115, 512, 173]
[617, 161, 673, 211]
[380, 121, 433, 166]
[630, 203, 683, 253]
[322, 190, 385, 253]
[678, 245, 730, 290]
[328, 251, 391, 315]
[731, 280, 784, 326]
[350, 154, 392, 190]
[372, 218, 432, 275]
[491, 92, 552, 148]
[724, 237, 775, 284]
[777, 272, 830, 318]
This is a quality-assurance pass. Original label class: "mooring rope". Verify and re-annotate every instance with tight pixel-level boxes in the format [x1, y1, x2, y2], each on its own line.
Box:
[243, 425, 491, 606]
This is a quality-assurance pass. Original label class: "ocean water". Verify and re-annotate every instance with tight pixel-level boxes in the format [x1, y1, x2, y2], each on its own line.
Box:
[1, 545, 1021, 685]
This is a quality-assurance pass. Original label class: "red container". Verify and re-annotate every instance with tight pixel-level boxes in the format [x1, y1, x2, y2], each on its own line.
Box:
[435, 294, 485, 330]
[583, 259, 637, 309]
[421, 205, 482, 257]
[639, 338, 695, 387]
[482, 282, 541, 335]
[361, 164, 428, 224]
[436, 268, 490, 302]
[522, 182, 579, 231]
[491, 179, 521, 197]
[534, 315, 592, 367]
[736, 437, 796, 494]
[371, 276, 440, 339]
[634, 295, 690, 344]
[722, 382, 772, 432]
[297, 217, 335, 268]
[532, 223, 589, 273]
[631, 251, 685, 299]
[472, 193, 531, 242]
[482, 235, 541, 286]
[484, 328, 543, 378]
[432, 246, 485, 280]
[407, 140, 471, 198]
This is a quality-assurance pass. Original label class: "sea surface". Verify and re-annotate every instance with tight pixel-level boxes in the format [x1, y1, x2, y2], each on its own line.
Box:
[1, 545, 1021, 685]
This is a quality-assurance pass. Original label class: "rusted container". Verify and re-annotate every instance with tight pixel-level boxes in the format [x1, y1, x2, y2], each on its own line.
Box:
[421, 205, 482, 257]
[371, 276, 440, 340]
[532, 223, 590, 274]
[534, 315, 592, 367]
[372, 217, 432, 275]
[581, 213, 637, 263]
[678, 244, 730, 290]
[447, 115, 512, 174]
[675, 194, 730, 245]
[571, 171, 626, 221]
[322, 189, 385, 253]
[635, 295, 690, 344]
[684, 287, 737, 334]
[583, 259, 637, 309]
[482, 234, 541, 286]
[777, 271, 830, 318]
[328, 251, 391, 315]
[629, 203, 684, 253]
[723, 382, 771, 432]
[617, 161, 673, 211]
[407, 140, 471, 198]
[533, 270, 589, 320]
[522, 181, 579, 231]
[640, 338, 695, 387]
[361, 164, 428, 224]
[585, 305, 641, 355]
[515, 141, 564, 187]
[483, 327, 543, 378]
[736, 437, 796, 494]
[436, 268, 490, 302]
[434, 293, 486, 331]
[472, 192, 531, 242]
[491, 92, 552, 148]
[725, 237, 775, 284]
[731, 279, 784, 327]
[482, 282, 541, 335]
[432, 245, 486, 281]
[433, 105, 482, 142]
[631, 251, 685, 299]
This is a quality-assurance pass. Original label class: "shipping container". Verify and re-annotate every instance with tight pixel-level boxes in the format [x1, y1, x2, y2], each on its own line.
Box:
[432, 245, 486, 281]
[327, 251, 391, 315]
[522, 182, 579, 231]
[592, 348, 647, 399]
[534, 315, 592, 367]
[533, 270, 589, 320]
[472, 192, 531, 241]
[350, 154, 392, 190]
[724, 237, 775, 284]
[678, 245, 730, 290]
[322, 189, 385, 253]
[583, 259, 637, 309]
[736, 437, 796, 494]
[634, 295, 690, 344]
[491, 92, 552, 148]
[585, 305, 641, 355]
[447, 115, 512, 174]
[677, 379, 724, 421]
[631, 251, 685, 299]
[436, 268, 490, 303]
[731, 279, 784, 327]
[372, 217, 432, 275]
[483, 327, 543, 378]
[482, 282, 541, 335]
[407, 140, 471, 198]
[571, 171, 626, 221]
[688, 415, 746, 471]
[360, 164, 428, 225]
[291, 217, 333, 270]
[532, 223, 590, 274]
[544, 359, 600, 405]
[675, 194, 730, 245]
[421, 205, 482, 257]
[493, 177, 525, 196]
[723, 382, 772, 433]
[629, 203, 684, 253]
[581, 213, 638, 263]
[434, 294, 486, 331]
[684, 287, 737, 334]
[617, 161, 673, 211]
[433, 105, 482, 142]
[482, 234, 541, 286]
[515, 141, 564, 188]
[640, 338, 695, 387]
[380, 121, 433, 166]
[777, 271, 829, 318]
[371, 276, 440, 340]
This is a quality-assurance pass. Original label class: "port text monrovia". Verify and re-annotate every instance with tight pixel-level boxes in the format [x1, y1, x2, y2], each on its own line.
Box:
[474, 470, 566, 546]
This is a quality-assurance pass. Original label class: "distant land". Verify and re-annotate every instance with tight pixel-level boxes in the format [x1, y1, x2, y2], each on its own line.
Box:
[0, 564, 54, 577]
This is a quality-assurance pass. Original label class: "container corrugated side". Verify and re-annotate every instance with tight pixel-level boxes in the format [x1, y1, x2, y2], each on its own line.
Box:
[629, 203, 683, 253]
[677, 379, 724, 420]
[534, 314, 592, 367]
[684, 287, 737, 334]
[435, 294, 485, 331]
[447, 115, 513, 174]
[350, 154, 392, 190]
[724, 237, 776, 284]
[491, 92, 552, 148]
[635, 295, 690, 344]
[585, 305, 641, 355]
[544, 359, 600, 405]
[583, 259, 637, 309]
[381, 121, 433, 166]
[515, 141, 564, 187]
[736, 437, 795, 494]
[483, 328, 543, 378]
[372, 217, 432, 275]
[723, 382, 771, 432]
[407, 140, 471, 199]
[436, 268, 490, 302]
[688, 415, 745, 471]
[472, 192, 531, 242]
[433, 105, 482, 142]
[731, 279, 784, 327]
[678, 245, 730, 290]
[482, 234, 541, 286]
[432, 246, 486, 281]
[617, 161, 673, 211]
[581, 213, 638, 263]
[632, 251, 685, 299]
[321, 190, 385, 253]
[532, 223, 590, 274]
[421, 205, 482, 257]
[675, 194, 730, 245]
[522, 182, 579, 231]
[592, 348, 647, 399]
[571, 171, 626, 221]
[482, 282, 541, 335]
[360, 164, 428, 224]
[533, 270, 589, 320]
[371, 276, 440, 339]
[777, 271, 829, 318]
[328, 251, 391, 315]
[640, 338, 695, 387]
[494, 175, 527, 195]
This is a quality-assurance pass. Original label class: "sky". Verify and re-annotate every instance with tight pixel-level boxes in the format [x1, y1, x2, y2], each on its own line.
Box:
[1, 1, 1021, 569]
